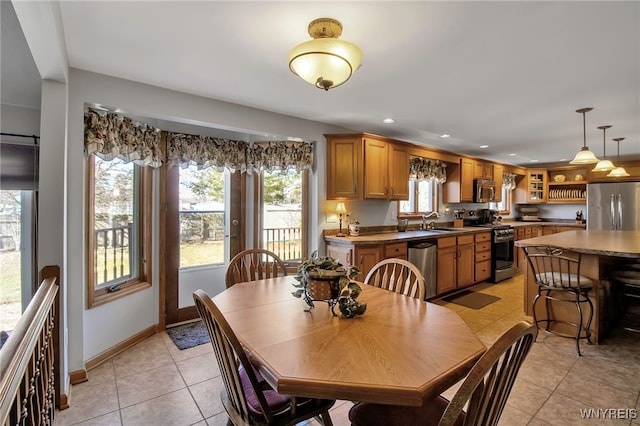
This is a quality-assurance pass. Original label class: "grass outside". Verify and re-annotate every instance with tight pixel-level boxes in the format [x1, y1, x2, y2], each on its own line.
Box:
[0, 251, 21, 305]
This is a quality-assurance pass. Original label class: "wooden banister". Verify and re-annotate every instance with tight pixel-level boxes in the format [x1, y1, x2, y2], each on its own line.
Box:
[0, 265, 60, 425]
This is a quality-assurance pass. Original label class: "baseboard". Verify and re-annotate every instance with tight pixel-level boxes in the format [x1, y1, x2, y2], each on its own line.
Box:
[69, 369, 88, 385]
[57, 374, 70, 410]
[84, 324, 159, 371]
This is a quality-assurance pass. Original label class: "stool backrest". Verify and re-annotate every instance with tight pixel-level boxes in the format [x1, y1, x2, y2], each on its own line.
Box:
[523, 246, 586, 289]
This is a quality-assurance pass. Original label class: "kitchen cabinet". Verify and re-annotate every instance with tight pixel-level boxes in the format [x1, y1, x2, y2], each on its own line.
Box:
[326, 135, 363, 200]
[547, 167, 586, 203]
[326, 241, 408, 281]
[515, 169, 547, 203]
[443, 158, 475, 203]
[325, 134, 409, 200]
[493, 164, 503, 203]
[474, 232, 492, 283]
[436, 235, 475, 295]
[514, 225, 542, 271]
[474, 161, 494, 180]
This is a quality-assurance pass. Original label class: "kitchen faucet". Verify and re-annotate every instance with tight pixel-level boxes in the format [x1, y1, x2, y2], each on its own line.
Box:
[421, 211, 440, 230]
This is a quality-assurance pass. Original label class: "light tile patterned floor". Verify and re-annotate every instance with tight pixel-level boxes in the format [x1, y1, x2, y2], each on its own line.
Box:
[55, 274, 640, 425]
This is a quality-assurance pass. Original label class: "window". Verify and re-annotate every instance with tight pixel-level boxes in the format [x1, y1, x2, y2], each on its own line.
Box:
[491, 186, 512, 215]
[178, 166, 228, 268]
[87, 155, 151, 307]
[258, 169, 307, 264]
[399, 179, 439, 216]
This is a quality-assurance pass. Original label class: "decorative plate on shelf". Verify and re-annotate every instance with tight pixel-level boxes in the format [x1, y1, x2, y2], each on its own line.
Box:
[553, 175, 566, 182]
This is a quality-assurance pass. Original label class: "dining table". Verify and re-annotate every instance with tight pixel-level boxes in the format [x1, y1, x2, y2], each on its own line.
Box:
[212, 276, 486, 406]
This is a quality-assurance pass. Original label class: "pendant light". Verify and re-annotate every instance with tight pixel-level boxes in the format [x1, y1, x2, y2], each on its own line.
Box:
[289, 18, 363, 91]
[570, 108, 600, 164]
[592, 125, 615, 172]
[607, 138, 630, 177]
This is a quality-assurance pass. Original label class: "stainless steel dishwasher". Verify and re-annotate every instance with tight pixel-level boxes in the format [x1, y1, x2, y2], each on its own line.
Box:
[408, 240, 437, 300]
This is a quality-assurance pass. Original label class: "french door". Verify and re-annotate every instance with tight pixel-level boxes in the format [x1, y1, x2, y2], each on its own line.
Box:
[162, 164, 244, 326]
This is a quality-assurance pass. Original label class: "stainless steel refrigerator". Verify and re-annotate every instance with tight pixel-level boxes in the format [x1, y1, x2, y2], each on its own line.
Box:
[587, 182, 640, 230]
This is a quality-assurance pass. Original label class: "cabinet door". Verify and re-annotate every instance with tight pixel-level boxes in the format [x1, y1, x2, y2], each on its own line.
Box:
[493, 164, 503, 202]
[474, 161, 484, 179]
[457, 243, 475, 288]
[326, 136, 362, 200]
[475, 260, 491, 283]
[526, 169, 547, 203]
[483, 162, 494, 180]
[355, 245, 383, 281]
[388, 143, 409, 200]
[437, 246, 457, 295]
[460, 158, 475, 202]
[326, 243, 353, 267]
[363, 138, 388, 199]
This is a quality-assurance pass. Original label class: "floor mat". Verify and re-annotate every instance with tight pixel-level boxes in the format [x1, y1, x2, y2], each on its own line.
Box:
[442, 289, 500, 310]
[166, 320, 210, 350]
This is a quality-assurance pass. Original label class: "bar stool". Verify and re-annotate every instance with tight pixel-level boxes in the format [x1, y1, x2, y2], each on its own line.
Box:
[524, 246, 594, 355]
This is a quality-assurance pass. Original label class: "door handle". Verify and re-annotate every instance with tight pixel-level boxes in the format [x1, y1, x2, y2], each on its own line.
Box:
[610, 194, 616, 230]
[617, 194, 623, 230]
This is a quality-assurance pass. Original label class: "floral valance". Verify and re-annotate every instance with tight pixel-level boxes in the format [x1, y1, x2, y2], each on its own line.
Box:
[503, 173, 517, 190]
[167, 132, 313, 174]
[409, 158, 447, 183]
[84, 108, 163, 168]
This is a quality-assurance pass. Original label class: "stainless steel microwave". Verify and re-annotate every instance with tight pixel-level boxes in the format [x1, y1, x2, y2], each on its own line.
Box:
[474, 179, 496, 203]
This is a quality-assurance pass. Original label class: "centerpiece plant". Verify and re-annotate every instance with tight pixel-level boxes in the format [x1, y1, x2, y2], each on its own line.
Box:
[292, 251, 367, 318]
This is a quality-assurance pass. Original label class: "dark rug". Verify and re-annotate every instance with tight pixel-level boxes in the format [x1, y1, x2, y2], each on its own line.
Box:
[167, 320, 210, 350]
[442, 290, 500, 310]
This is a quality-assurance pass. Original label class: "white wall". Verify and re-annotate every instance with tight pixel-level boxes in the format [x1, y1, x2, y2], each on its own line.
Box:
[0, 104, 40, 135]
[66, 69, 351, 364]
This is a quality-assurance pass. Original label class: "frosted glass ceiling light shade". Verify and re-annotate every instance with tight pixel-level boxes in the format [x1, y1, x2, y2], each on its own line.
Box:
[592, 125, 616, 172]
[607, 138, 630, 177]
[570, 107, 600, 164]
[289, 18, 362, 91]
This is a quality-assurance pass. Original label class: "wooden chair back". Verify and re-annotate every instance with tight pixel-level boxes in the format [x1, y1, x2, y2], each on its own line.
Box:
[438, 321, 537, 426]
[364, 258, 426, 300]
[193, 289, 335, 425]
[225, 248, 287, 288]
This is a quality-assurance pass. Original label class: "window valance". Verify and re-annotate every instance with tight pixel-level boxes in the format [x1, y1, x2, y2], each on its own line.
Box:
[84, 108, 315, 173]
[410, 158, 447, 183]
[503, 173, 517, 190]
[167, 133, 313, 174]
[84, 108, 163, 168]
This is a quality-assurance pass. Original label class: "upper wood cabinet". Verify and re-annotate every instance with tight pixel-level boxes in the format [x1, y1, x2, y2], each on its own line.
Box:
[326, 135, 363, 200]
[326, 134, 409, 200]
[514, 168, 547, 203]
[473, 160, 493, 180]
[493, 164, 504, 202]
[443, 158, 474, 203]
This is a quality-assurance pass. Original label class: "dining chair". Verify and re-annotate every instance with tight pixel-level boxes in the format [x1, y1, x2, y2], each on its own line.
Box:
[193, 289, 335, 425]
[349, 321, 537, 426]
[364, 258, 426, 300]
[225, 248, 288, 288]
[523, 245, 593, 355]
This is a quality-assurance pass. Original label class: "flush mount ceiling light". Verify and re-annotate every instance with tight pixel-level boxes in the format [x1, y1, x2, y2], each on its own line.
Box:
[607, 138, 630, 177]
[382, 118, 395, 124]
[592, 125, 616, 172]
[570, 107, 600, 164]
[289, 18, 363, 91]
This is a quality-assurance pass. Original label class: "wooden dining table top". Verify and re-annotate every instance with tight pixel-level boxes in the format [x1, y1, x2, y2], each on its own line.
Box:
[212, 276, 486, 406]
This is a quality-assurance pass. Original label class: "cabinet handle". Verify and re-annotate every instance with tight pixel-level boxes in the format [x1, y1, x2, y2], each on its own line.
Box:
[348, 251, 352, 265]
[360, 254, 364, 265]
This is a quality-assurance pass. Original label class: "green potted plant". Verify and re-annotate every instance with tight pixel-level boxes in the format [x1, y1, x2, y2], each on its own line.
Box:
[292, 251, 366, 318]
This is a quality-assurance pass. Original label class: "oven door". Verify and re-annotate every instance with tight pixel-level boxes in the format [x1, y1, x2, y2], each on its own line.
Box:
[492, 235, 514, 282]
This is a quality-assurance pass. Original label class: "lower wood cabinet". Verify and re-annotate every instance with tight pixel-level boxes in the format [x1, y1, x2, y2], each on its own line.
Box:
[474, 232, 492, 283]
[436, 235, 475, 295]
[326, 241, 408, 282]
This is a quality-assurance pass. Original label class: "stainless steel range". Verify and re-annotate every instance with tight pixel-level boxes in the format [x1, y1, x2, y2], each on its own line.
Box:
[478, 223, 515, 283]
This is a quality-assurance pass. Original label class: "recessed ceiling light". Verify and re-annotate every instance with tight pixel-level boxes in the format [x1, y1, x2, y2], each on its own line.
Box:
[382, 118, 395, 124]
[559, 158, 567, 162]
[509, 153, 516, 156]
[479, 145, 489, 149]
[530, 159, 539, 163]
[440, 134, 450, 138]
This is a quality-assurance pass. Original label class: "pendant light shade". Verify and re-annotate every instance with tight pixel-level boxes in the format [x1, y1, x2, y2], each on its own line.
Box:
[570, 108, 600, 164]
[289, 18, 362, 91]
[607, 138, 630, 177]
[592, 125, 615, 172]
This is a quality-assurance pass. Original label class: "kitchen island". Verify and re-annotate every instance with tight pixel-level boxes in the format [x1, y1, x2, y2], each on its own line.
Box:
[515, 230, 640, 343]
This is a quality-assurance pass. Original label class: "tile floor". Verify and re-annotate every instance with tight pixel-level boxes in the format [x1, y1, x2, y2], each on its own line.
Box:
[55, 274, 640, 426]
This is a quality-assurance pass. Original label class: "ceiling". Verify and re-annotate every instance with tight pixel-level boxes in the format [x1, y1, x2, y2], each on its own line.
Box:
[4, 1, 640, 166]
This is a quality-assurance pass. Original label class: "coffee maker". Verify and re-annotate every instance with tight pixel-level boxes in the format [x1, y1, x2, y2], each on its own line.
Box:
[478, 208, 497, 225]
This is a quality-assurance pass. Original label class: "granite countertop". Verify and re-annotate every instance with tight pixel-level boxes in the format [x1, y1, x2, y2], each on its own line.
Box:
[324, 227, 491, 245]
[508, 221, 585, 228]
[514, 229, 640, 258]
